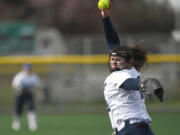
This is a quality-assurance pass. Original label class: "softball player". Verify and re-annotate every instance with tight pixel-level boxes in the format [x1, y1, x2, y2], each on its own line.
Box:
[11, 63, 43, 131]
[100, 1, 155, 135]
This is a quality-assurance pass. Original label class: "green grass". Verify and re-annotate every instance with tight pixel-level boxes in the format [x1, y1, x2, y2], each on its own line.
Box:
[0, 113, 180, 135]
[151, 113, 180, 135]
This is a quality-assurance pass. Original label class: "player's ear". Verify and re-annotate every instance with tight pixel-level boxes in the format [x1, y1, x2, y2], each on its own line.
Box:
[127, 59, 133, 69]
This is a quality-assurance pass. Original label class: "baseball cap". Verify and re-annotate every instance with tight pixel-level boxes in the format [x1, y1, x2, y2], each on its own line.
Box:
[22, 63, 32, 69]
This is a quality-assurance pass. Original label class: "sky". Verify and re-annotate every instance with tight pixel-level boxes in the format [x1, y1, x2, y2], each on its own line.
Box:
[169, 0, 180, 10]
[156, 0, 180, 11]
[165, 0, 180, 11]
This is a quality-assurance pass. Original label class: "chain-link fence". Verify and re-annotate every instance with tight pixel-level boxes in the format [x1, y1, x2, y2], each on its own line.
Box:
[0, 32, 180, 114]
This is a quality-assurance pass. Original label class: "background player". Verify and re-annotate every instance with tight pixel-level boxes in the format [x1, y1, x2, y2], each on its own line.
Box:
[11, 63, 44, 131]
[100, 0, 164, 135]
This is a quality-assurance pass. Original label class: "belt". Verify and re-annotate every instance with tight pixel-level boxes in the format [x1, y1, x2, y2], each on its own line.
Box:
[134, 121, 149, 127]
[125, 120, 149, 127]
[114, 120, 149, 133]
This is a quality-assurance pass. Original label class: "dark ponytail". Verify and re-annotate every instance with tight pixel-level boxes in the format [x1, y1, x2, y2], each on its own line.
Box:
[131, 42, 148, 71]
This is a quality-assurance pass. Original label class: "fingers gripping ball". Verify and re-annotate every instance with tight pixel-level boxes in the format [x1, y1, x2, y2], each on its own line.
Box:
[98, 0, 110, 10]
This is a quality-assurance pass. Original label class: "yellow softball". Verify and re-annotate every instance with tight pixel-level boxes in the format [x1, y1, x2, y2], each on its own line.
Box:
[98, 0, 110, 10]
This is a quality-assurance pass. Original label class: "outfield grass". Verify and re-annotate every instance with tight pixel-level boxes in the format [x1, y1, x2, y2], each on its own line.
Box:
[0, 113, 179, 135]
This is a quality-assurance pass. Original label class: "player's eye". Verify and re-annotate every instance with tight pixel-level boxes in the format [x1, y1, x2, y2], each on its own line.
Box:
[111, 58, 120, 62]
[111, 58, 115, 61]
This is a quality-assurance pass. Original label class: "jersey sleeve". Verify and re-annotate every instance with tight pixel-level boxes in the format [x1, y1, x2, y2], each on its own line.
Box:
[121, 78, 141, 90]
[113, 72, 132, 90]
[12, 73, 22, 90]
[102, 17, 120, 50]
[33, 74, 41, 88]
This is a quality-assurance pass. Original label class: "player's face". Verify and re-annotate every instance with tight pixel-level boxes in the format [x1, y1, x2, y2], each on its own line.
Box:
[110, 56, 128, 70]
[24, 68, 31, 75]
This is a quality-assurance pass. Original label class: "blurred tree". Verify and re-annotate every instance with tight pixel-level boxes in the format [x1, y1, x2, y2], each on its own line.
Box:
[54, 0, 175, 34]
[53, 0, 101, 35]
[0, 0, 175, 35]
[3, 0, 25, 5]
[112, 0, 175, 33]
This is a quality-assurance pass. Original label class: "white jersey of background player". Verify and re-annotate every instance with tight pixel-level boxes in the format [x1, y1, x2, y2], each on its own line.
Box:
[12, 67, 41, 95]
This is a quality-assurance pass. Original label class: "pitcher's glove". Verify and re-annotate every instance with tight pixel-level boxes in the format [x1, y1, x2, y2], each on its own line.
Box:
[139, 78, 164, 102]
